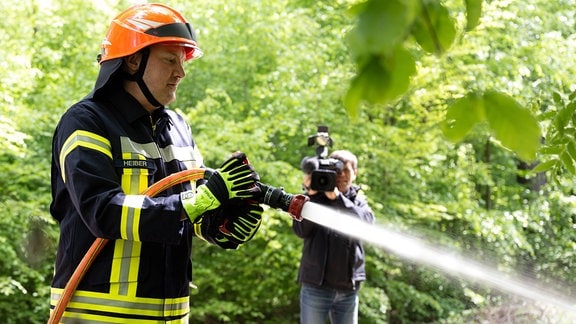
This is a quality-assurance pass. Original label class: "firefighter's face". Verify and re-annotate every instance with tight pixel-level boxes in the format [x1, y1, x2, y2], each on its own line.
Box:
[143, 44, 187, 106]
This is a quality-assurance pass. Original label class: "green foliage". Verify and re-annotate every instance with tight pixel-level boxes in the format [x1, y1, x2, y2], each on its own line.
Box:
[348, 0, 419, 54]
[345, 0, 547, 165]
[358, 284, 390, 323]
[443, 91, 541, 161]
[343, 0, 461, 113]
[3, 0, 576, 322]
[189, 210, 302, 322]
[464, 0, 483, 31]
[344, 47, 416, 119]
[0, 156, 55, 323]
[386, 280, 445, 322]
[412, 0, 457, 54]
[534, 89, 576, 176]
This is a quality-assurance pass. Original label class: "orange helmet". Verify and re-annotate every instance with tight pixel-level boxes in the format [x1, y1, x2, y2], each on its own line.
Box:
[99, 3, 203, 63]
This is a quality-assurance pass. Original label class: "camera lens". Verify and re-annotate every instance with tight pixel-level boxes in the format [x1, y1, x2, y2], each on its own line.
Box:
[310, 169, 337, 192]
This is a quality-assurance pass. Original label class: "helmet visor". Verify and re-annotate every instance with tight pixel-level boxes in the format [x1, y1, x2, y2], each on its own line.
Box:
[144, 22, 203, 60]
[145, 22, 195, 40]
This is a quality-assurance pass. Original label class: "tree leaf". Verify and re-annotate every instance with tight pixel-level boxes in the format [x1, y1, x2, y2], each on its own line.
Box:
[483, 91, 541, 161]
[411, 0, 457, 55]
[360, 57, 392, 103]
[529, 159, 557, 174]
[465, 0, 483, 31]
[343, 75, 365, 120]
[553, 101, 576, 132]
[442, 92, 485, 142]
[347, 0, 420, 56]
[561, 151, 576, 174]
[380, 46, 417, 101]
[567, 139, 576, 160]
[539, 144, 563, 155]
[344, 49, 416, 116]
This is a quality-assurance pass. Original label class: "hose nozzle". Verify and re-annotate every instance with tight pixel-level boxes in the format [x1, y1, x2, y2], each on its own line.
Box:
[204, 168, 307, 221]
[256, 182, 308, 221]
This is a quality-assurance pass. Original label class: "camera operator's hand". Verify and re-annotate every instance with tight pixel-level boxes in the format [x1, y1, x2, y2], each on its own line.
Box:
[324, 187, 339, 200]
[181, 151, 260, 221]
[303, 174, 339, 200]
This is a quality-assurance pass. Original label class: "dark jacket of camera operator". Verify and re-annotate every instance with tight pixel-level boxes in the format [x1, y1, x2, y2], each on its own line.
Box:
[292, 184, 374, 291]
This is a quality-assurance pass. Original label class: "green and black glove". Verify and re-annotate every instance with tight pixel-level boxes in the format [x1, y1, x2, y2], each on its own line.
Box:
[190, 200, 263, 249]
[181, 151, 260, 221]
[220, 201, 263, 245]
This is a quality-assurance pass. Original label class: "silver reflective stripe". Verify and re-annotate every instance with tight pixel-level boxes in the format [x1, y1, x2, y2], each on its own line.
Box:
[50, 288, 190, 321]
[120, 136, 161, 159]
[60, 130, 112, 182]
[120, 136, 203, 165]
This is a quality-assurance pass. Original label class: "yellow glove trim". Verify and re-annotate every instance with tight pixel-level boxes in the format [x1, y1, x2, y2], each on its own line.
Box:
[181, 186, 221, 221]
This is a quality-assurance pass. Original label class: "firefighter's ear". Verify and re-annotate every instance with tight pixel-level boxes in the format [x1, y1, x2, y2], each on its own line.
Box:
[123, 52, 142, 74]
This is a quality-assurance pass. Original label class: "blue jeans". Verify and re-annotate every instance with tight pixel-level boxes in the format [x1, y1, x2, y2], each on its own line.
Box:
[300, 284, 359, 324]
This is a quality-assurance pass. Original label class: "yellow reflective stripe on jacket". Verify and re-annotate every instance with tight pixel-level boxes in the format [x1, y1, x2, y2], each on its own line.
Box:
[119, 195, 145, 241]
[50, 287, 190, 323]
[113, 195, 146, 296]
[121, 151, 150, 194]
[59, 130, 112, 183]
[113, 148, 149, 297]
[110, 239, 141, 297]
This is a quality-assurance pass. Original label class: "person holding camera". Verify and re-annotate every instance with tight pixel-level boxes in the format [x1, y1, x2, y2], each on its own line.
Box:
[293, 149, 375, 324]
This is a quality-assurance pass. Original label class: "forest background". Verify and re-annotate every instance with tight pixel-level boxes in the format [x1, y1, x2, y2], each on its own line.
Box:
[2, 0, 576, 322]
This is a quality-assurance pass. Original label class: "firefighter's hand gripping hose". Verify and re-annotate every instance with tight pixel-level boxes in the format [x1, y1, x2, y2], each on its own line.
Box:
[48, 168, 308, 324]
[181, 151, 260, 221]
[218, 200, 264, 244]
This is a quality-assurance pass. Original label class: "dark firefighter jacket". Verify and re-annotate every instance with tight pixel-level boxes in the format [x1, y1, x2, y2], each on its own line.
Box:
[292, 186, 375, 291]
[50, 88, 205, 323]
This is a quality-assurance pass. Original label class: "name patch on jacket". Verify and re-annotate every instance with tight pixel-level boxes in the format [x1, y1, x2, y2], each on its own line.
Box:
[115, 159, 156, 170]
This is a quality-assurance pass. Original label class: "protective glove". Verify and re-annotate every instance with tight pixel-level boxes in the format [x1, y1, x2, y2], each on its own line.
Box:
[220, 201, 263, 245]
[181, 151, 260, 221]
[205, 151, 260, 202]
[189, 200, 263, 249]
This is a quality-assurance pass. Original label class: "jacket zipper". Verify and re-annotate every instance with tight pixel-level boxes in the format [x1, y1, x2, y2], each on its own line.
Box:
[149, 115, 157, 137]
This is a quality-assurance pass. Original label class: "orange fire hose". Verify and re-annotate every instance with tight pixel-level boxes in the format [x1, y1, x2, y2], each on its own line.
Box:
[48, 168, 206, 324]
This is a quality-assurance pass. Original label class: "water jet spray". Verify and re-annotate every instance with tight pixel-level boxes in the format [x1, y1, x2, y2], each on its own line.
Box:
[296, 201, 576, 317]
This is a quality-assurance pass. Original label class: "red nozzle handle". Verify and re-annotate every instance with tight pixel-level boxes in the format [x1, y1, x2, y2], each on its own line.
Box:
[288, 194, 309, 221]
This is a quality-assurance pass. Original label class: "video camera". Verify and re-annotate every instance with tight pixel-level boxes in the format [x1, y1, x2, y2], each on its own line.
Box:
[300, 126, 343, 192]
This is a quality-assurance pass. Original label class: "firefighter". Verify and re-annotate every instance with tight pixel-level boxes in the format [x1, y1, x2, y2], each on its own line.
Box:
[49, 3, 263, 322]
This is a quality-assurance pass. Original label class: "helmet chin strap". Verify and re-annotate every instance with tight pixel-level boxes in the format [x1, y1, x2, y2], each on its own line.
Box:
[124, 48, 162, 108]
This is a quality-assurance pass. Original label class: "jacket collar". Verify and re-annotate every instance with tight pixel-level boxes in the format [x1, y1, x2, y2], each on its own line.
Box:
[109, 88, 165, 125]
